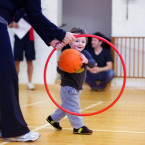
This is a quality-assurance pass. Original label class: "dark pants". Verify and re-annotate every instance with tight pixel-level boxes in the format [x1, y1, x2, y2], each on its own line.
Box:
[0, 23, 29, 138]
[85, 70, 115, 90]
[14, 33, 35, 61]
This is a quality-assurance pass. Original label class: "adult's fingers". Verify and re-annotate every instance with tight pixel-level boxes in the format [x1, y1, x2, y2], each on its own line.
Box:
[55, 42, 66, 50]
[63, 32, 76, 44]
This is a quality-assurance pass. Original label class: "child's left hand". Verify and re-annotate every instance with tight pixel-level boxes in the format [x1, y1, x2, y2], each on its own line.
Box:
[80, 53, 88, 64]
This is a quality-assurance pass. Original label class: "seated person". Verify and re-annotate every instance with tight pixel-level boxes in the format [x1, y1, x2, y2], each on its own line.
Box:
[85, 33, 115, 91]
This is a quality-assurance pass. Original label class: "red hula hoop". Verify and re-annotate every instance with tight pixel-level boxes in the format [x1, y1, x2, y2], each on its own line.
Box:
[44, 34, 126, 116]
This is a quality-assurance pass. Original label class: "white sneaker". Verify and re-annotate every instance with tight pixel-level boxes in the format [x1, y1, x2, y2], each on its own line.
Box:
[0, 131, 2, 138]
[3, 132, 40, 142]
[27, 82, 35, 90]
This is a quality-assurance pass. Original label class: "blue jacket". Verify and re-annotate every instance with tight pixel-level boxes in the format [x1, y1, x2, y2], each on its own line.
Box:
[13, 9, 29, 23]
[0, 0, 66, 46]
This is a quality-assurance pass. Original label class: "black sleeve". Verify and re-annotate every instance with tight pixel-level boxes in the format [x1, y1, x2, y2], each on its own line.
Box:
[105, 49, 113, 62]
[13, 10, 24, 22]
[14, 9, 29, 23]
[25, 0, 66, 46]
[83, 50, 96, 68]
[57, 66, 64, 74]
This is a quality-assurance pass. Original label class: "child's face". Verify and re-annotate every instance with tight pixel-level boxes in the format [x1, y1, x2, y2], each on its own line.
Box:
[70, 37, 87, 52]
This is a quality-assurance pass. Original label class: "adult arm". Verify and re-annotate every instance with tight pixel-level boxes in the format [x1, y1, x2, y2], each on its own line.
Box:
[97, 61, 113, 72]
[88, 48, 113, 74]
[9, 9, 29, 29]
[98, 48, 113, 72]
[25, 0, 66, 46]
[14, 9, 29, 22]
[87, 61, 113, 74]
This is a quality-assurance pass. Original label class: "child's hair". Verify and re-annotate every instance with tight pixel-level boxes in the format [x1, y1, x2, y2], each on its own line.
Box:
[70, 27, 88, 43]
[70, 27, 87, 34]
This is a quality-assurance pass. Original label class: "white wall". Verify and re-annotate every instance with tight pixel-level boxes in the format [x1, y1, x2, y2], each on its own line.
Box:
[112, 0, 145, 79]
[112, 0, 145, 37]
[62, 0, 112, 39]
[9, 0, 62, 84]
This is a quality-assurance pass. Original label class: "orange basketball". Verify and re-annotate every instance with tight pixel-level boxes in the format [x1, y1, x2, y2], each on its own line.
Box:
[58, 49, 83, 73]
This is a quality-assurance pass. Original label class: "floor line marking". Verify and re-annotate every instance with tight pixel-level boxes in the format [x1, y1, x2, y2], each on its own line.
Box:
[32, 101, 103, 132]
[61, 128, 145, 134]
[22, 97, 145, 108]
[28, 126, 145, 134]
[0, 101, 103, 145]
[81, 101, 103, 110]
[0, 142, 8, 145]
[22, 100, 49, 108]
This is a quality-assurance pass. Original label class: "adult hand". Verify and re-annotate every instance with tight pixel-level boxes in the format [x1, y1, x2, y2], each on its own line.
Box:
[88, 68, 97, 74]
[50, 32, 76, 50]
[12, 22, 19, 28]
[87, 67, 95, 73]
[8, 22, 13, 28]
[63, 32, 76, 44]
[93, 67, 102, 74]
[88, 67, 101, 74]
[50, 39, 66, 50]
[8, 22, 19, 28]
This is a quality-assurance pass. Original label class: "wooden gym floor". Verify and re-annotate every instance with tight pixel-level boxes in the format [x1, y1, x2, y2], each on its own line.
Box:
[0, 82, 145, 145]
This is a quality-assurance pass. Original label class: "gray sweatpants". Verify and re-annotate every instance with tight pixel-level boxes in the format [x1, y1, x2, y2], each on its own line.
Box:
[51, 86, 84, 129]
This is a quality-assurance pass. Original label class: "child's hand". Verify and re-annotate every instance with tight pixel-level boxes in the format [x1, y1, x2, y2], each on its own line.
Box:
[80, 53, 88, 64]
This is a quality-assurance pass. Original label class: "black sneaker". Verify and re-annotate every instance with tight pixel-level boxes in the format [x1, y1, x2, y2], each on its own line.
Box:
[46, 116, 62, 131]
[73, 126, 93, 135]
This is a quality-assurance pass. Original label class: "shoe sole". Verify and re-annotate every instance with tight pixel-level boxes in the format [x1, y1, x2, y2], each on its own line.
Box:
[4, 137, 40, 142]
[4, 135, 40, 142]
[46, 118, 62, 131]
[27, 88, 35, 90]
[73, 132, 93, 135]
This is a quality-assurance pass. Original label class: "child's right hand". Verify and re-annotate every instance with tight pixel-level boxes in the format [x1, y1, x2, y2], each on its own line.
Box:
[80, 53, 88, 64]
